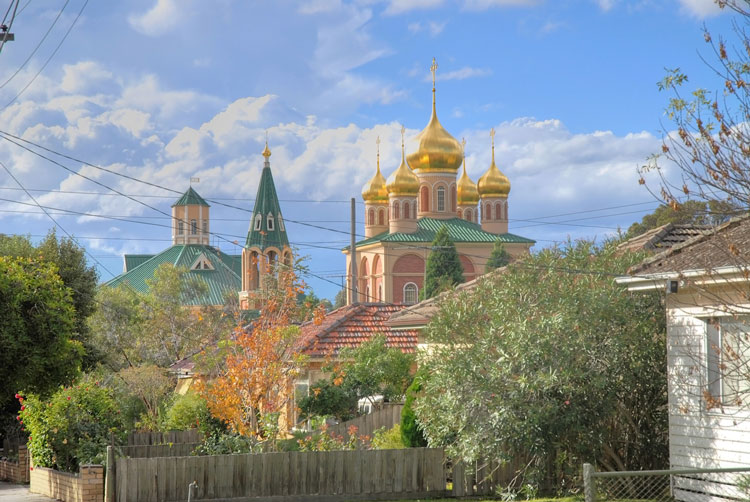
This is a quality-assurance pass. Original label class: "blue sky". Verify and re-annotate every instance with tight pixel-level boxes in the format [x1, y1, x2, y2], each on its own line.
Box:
[0, 0, 738, 299]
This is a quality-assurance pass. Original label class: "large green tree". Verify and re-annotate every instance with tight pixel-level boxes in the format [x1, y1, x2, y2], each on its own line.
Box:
[415, 240, 667, 490]
[422, 226, 463, 299]
[0, 231, 99, 368]
[0, 256, 82, 425]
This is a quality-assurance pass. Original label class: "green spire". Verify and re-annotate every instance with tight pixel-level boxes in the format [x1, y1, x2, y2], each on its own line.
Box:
[245, 146, 289, 251]
[172, 186, 209, 207]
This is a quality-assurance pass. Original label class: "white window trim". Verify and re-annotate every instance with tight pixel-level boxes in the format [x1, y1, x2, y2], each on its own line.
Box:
[403, 282, 418, 305]
[436, 186, 446, 212]
[267, 213, 275, 231]
[254, 214, 262, 231]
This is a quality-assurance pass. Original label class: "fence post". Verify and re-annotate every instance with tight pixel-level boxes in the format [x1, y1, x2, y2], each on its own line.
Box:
[583, 463, 596, 502]
[105, 446, 115, 502]
[453, 461, 465, 497]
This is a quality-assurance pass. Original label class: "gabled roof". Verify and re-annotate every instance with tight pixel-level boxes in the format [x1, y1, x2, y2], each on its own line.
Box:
[107, 244, 241, 305]
[386, 265, 509, 328]
[172, 187, 209, 207]
[616, 223, 710, 254]
[245, 158, 289, 251]
[629, 214, 750, 276]
[348, 217, 534, 250]
[295, 303, 419, 357]
[124, 254, 155, 272]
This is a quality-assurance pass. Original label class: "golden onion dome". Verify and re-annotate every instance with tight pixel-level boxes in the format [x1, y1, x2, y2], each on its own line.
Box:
[406, 59, 463, 174]
[457, 141, 479, 206]
[478, 129, 510, 197]
[386, 127, 420, 196]
[362, 138, 388, 203]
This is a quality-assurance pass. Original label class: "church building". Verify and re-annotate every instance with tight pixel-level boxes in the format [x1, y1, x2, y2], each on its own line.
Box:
[344, 60, 534, 305]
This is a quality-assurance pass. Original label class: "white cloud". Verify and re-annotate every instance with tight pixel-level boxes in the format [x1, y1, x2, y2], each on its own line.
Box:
[423, 66, 492, 81]
[677, 0, 723, 18]
[60, 62, 114, 94]
[595, 0, 617, 11]
[384, 0, 445, 15]
[127, 0, 192, 36]
[407, 20, 447, 36]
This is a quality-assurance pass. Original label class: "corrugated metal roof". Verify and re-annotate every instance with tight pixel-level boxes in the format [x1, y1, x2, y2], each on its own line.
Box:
[106, 244, 241, 305]
[245, 160, 289, 251]
[172, 187, 210, 207]
[124, 254, 155, 272]
[349, 217, 535, 249]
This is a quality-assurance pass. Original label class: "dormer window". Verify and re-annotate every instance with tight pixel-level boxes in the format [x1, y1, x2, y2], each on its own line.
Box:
[191, 253, 214, 271]
[254, 214, 262, 231]
[279, 214, 285, 232]
[267, 213, 275, 231]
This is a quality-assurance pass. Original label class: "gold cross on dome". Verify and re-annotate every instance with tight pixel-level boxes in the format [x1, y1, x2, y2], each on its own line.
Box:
[430, 58, 438, 87]
[400, 125, 405, 147]
[490, 128, 495, 148]
[461, 137, 466, 154]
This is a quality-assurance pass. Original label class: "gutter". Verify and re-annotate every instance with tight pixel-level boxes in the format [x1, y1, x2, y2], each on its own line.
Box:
[616, 265, 750, 292]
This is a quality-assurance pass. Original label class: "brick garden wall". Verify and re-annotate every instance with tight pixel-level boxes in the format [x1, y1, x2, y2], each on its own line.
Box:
[0, 445, 29, 483]
[30, 463, 103, 502]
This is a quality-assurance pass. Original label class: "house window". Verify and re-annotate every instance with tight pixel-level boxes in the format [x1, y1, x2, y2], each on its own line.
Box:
[707, 318, 750, 407]
[437, 186, 445, 212]
[178, 221, 184, 235]
[484, 203, 492, 221]
[495, 202, 502, 220]
[368, 209, 375, 226]
[254, 214, 262, 231]
[403, 283, 418, 305]
[393, 202, 400, 220]
[267, 213, 275, 231]
[378, 209, 385, 226]
[403, 202, 410, 220]
[202, 220, 208, 234]
[190, 219, 197, 235]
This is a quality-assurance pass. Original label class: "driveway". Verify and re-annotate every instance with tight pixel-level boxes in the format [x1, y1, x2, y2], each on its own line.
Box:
[0, 481, 55, 501]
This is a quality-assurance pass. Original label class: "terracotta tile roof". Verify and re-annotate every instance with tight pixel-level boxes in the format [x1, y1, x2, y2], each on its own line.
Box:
[616, 223, 710, 254]
[296, 303, 418, 357]
[630, 214, 750, 275]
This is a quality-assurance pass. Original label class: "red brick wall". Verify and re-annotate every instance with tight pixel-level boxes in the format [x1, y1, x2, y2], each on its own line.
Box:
[392, 254, 424, 274]
[460, 255, 475, 282]
[392, 276, 423, 303]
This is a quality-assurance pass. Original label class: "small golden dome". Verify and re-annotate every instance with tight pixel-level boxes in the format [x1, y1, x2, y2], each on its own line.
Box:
[478, 129, 510, 197]
[362, 138, 388, 203]
[457, 141, 479, 206]
[406, 59, 463, 174]
[386, 127, 420, 196]
[262, 141, 271, 158]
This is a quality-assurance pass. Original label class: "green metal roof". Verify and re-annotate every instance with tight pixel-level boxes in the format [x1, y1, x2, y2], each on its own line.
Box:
[349, 217, 536, 249]
[245, 157, 289, 251]
[106, 245, 241, 306]
[172, 187, 210, 207]
[124, 254, 155, 272]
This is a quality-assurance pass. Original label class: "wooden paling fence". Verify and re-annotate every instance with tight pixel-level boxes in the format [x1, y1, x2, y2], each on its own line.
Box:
[127, 429, 200, 446]
[119, 442, 201, 459]
[108, 447, 449, 502]
[325, 403, 404, 440]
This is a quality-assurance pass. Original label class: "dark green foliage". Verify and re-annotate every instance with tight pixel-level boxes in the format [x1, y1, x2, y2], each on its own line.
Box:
[485, 240, 511, 273]
[422, 226, 463, 299]
[0, 256, 82, 428]
[298, 380, 358, 422]
[417, 240, 668, 491]
[401, 374, 427, 447]
[333, 288, 347, 309]
[0, 231, 99, 369]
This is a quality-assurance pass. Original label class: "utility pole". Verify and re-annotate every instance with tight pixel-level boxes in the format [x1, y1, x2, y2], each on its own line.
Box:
[350, 197, 358, 305]
[0, 0, 18, 54]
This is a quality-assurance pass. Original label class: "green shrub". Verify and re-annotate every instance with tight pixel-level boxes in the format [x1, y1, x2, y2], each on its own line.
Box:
[163, 393, 208, 431]
[193, 431, 257, 455]
[371, 424, 405, 449]
[20, 375, 125, 472]
[401, 375, 427, 447]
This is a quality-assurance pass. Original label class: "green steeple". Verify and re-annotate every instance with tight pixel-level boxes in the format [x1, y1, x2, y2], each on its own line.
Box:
[245, 144, 289, 251]
[172, 186, 209, 207]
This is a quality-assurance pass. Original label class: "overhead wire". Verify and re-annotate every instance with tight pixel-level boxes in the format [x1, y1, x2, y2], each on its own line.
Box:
[0, 0, 18, 54]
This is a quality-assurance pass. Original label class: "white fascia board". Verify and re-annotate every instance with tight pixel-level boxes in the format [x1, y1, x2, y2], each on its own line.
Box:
[616, 266, 750, 291]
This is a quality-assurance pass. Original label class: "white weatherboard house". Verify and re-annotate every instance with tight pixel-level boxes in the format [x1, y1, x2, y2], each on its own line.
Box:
[617, 215, 750, 469]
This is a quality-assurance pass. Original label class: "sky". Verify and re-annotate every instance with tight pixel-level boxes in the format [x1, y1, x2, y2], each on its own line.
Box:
[0, 0, 740, 300]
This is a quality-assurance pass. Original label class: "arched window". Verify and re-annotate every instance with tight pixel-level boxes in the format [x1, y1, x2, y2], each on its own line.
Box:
[393, 201, 400, 220]
[403, 201, 410, 220]
[403, 283, 418, 305]
[254, 214, 262, 231]
[178, 221, 184, 235]
[420, 186, 429, 212]
[267, 213, 275, 231]
[495, 202, 502, 221]
[436, 186, 446, 212]
[378, 285, 383, 302]
[368, 208, 375, 226]
[202, 220, 208, 234]
[484, 203, 492, 221]
[464, 208, 472, 221]
[190, 219, 197, 235]
[378, 209, 385, 226]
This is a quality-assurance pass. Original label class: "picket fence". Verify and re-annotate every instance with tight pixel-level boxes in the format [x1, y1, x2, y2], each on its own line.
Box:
[127, 429, 201, 446]
[325, 403, 404, 440]
[108, 447, 449, 502]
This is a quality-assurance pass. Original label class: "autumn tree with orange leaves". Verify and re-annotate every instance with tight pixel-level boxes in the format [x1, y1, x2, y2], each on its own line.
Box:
[197, 260, 324, 441]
